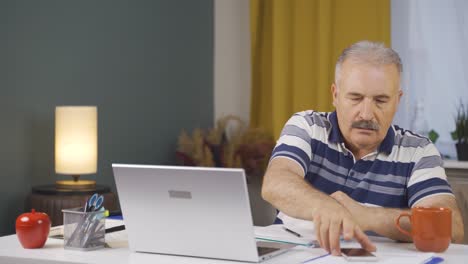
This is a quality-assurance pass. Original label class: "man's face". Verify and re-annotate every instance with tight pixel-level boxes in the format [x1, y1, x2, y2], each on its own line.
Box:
[332, 60, 402, 153]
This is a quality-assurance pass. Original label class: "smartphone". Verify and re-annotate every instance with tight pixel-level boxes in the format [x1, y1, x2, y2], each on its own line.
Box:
[341, 248, 378, 262]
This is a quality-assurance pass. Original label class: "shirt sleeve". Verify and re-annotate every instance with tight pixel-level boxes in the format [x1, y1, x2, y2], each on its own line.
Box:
[407, 142, 454, 207]
[269, 112, 314, 176]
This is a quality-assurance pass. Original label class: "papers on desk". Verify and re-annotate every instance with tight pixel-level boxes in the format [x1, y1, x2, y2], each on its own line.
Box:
[304, 251, 435, 264]
[277, 212, 316, 232]
[289, 239, 437, 264]
[255, 225, 438, 264]
[103, 219, 128, 248]
[49, 225, 64, 238]
[254, 224, 318, 247]
[305, 239, 437, 264]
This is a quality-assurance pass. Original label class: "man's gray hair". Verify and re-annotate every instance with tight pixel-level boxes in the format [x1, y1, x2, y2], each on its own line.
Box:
[335, 40, 403, 85]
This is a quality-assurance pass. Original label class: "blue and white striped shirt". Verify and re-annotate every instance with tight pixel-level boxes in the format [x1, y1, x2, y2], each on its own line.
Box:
[271, 110, 453, 214]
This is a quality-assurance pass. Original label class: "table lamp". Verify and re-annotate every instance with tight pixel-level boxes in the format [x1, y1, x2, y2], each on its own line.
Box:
[55, 106, 98, 190]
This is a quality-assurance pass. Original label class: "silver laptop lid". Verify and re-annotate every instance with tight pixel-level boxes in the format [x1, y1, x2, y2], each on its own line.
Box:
[112, 164, 260, 262]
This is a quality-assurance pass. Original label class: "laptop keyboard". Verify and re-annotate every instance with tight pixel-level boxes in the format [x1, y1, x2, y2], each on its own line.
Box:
[257, 246, 280, 256]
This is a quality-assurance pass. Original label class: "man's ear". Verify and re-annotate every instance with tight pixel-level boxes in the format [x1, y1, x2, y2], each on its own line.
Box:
[331, 83, 338, 107]
[396, 88, 403, 105]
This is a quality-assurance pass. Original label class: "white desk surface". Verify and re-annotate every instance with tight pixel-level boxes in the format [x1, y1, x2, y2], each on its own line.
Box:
[0, 230, 467, 264]
[444, 160, 468, 170]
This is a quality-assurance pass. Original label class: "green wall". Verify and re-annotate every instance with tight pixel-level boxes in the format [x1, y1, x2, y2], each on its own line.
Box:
[0, 0, 213, 235]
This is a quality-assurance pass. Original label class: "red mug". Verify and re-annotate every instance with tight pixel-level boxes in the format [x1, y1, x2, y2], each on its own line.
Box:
[396, 207, 451, 252]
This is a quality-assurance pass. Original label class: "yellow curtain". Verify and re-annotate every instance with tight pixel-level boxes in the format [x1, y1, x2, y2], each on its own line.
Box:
[250, 0, 390, 138]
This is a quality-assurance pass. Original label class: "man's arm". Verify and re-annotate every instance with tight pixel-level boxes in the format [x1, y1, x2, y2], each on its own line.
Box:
[262, 157, 376, 255]
[332, 191, 464, 243]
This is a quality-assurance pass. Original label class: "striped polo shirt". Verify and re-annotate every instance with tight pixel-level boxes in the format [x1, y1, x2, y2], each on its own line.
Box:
[271, 110, 453, 216]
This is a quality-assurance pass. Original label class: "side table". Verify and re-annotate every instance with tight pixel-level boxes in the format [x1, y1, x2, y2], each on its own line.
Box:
[28, 185, 119, 226]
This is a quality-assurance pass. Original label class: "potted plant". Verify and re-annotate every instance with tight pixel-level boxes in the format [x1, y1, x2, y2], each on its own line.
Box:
[451, 101, 468, 161]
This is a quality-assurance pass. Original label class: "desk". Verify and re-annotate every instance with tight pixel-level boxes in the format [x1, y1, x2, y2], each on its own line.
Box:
[444, 160, 468, 170]
[445, 161, 468, 244]
[0, 225, 467, 264]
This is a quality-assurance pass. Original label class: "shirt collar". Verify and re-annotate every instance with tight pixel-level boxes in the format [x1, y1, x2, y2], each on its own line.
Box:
[328, 111, 395, 154]
[328, 111, 343, 144]
[378, 126, 395, 154]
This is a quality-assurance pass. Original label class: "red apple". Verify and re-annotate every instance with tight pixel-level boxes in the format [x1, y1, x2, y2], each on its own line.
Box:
[16, 209, 51, 249]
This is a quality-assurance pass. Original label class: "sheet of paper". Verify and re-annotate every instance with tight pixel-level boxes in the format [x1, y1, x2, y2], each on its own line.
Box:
[106, 219, 125, 229]
[305, 252, 434, 264]
[304, 239, 435, 264]
[254, 224, 317, 246]
[49, 226, 64, 237]
[277, 212, 316, 234]
[105, 231, 128, 249]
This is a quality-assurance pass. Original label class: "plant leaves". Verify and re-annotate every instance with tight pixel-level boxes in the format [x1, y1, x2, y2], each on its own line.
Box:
[453, 101, 468, 143]
[428, 129, 439, 143]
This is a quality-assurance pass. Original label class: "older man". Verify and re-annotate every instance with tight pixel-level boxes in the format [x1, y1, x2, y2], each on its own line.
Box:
[261, 41, 464, 256]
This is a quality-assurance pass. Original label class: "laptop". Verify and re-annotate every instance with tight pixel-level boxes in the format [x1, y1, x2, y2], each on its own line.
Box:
[112, 164, 292, 262]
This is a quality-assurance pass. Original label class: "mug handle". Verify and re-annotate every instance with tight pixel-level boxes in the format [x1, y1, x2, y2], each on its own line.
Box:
[395, 213, 412, 237]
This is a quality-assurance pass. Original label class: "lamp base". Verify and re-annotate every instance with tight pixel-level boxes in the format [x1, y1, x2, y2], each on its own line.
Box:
[55, 180, 96, 190]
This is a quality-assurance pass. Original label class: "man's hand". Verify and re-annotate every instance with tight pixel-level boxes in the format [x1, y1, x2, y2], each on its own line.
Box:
[331, 191, 464, 243]
[262, 158, 376, 255]
[330, 191, 371, 231]
[313, 199, 376, 256]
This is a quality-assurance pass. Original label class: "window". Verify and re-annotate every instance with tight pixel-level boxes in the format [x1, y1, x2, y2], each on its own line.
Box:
[392, 0, 468, 158]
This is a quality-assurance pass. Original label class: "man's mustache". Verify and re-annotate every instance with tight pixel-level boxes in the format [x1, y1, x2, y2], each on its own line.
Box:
[351, 120, 380, 131]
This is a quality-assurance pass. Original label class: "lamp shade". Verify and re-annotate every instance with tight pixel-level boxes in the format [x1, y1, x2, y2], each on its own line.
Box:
[55, 106, 97, 175]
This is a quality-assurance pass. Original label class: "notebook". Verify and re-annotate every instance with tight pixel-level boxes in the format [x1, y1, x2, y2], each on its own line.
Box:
[112, 164, 293, 262]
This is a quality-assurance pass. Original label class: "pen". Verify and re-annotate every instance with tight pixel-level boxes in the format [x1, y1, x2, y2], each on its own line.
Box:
[80, 209, 109, 248]
[105, 225, 125, 233]
[302, 253, 330, 264]
[81, 219, 101, 248]
[283, 227, 302, 237]
[423, 256, 444, 264]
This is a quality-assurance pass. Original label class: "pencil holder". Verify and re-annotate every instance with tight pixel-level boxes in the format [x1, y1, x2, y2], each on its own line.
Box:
[62, 207, 106, 251]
